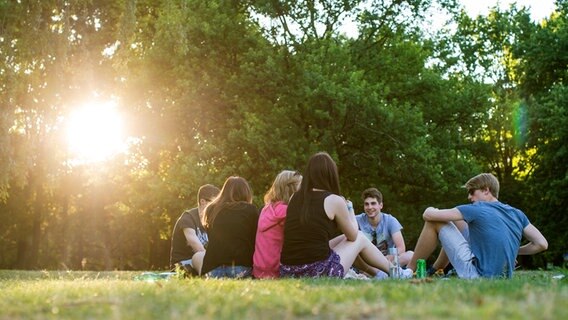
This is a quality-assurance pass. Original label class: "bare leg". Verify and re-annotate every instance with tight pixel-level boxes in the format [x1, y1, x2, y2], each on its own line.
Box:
[352, 255, 380, 276]
[331, 231, 392, 273]
[331, 236, 381, 276]
[399, 251, 414, 267]
[191, 251, 205, 275]
[407, 221, 448, 271]
[432, 248, 449, 270]
[329, 234, 345, 248]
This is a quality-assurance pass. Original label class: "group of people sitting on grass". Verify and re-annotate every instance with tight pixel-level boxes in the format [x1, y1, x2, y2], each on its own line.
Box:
[169, 152, 548, 280]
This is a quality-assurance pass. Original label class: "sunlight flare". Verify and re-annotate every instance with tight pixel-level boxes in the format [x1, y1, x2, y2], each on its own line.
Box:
[66, 100, 126, 165]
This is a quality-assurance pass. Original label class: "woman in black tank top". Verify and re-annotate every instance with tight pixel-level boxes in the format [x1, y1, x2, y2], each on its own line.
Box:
[280, 152, 412, 279]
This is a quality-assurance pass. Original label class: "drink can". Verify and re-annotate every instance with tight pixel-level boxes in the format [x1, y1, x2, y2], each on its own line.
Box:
[416, 259, 427, 279]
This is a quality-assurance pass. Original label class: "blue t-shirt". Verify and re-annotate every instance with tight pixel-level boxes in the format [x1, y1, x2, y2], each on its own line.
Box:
[356, 212, 402, 255]
[457, 201, 529, 278]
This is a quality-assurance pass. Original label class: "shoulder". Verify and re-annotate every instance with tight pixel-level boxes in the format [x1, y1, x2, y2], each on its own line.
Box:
[180, 207, 198, 220]
[229, 202, 258, 213]
[272, 201, 288, 213]
[323, 194, 345, 209]
[383, 213, 403, 230]
[495, 201, 530, 222]
[240, 202, 259, 216]
[186, 207, 199, 217]
[322, 193, 346, 219]
[455, 203, 476, 214]
[272, 201, 287, 209]
[384, 213, 401, 223]
[323, 193, 344, 205]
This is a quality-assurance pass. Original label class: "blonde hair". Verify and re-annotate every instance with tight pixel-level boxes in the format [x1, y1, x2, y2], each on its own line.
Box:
[464, 173, 500, 198]
[264, 170, 302, 205]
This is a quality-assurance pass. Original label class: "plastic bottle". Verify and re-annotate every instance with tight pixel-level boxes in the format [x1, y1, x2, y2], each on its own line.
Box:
[388, 247, 400, 279]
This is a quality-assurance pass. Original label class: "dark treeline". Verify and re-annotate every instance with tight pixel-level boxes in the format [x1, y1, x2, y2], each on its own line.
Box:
[0, 0, 566, 270]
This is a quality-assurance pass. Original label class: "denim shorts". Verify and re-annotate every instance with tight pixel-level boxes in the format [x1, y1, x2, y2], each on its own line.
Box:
[205, 266, 253, 279]
[439, 223, 480, 279]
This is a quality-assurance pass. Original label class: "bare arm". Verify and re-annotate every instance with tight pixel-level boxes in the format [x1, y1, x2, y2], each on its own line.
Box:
[324, 195, 358, 241]
[423, 207, 464, 222]
[518, 224, 548, 255]
[183, 228, 205, 253]
[345, 200, 358, 230]
[391, 231, 406, 254]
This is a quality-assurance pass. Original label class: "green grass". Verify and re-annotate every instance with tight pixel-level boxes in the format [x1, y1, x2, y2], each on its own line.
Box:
[0, 270, 566, 319]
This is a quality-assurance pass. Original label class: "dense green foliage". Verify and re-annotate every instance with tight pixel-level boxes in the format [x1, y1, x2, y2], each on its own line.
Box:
[0, 0, 565, 270]
[0, 270, 566, 319]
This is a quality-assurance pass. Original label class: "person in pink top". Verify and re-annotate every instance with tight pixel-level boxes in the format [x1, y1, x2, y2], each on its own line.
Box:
[253, 170, 302, 279]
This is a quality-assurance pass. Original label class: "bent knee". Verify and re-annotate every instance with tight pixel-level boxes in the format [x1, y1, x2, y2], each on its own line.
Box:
[426, 220, 452, 232]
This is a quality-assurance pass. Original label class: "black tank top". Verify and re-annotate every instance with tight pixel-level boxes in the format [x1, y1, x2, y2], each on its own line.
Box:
[281, 190, 337, 265]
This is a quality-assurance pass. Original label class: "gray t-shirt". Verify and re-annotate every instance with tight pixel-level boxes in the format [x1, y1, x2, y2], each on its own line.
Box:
[457, 201, 529, 278]
[356, 212, 402, 255]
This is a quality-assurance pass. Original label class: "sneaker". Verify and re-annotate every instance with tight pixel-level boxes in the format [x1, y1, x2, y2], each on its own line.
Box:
[427, 265, 445, 277]
[374, 270, 389, 280]
[400, 267, 414, 279]
[344, 268, 370, 280]
[444, 268, 457, 278]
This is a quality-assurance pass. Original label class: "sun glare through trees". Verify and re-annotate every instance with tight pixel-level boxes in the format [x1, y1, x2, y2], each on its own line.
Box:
[65, 101, 127, 165]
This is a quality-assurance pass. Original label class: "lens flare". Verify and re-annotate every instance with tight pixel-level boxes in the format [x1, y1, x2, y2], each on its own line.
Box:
[512, 101, 528, 147]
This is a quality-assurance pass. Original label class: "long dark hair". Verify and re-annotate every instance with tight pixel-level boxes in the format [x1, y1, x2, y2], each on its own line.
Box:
[299, 152, 341, 224]
[202, 176, 253, 229]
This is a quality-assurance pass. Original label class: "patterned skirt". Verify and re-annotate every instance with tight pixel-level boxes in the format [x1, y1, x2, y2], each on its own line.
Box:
[280, 250, 344, 278]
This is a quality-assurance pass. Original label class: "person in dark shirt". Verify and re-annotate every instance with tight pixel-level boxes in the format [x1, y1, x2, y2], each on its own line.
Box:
[170, 184, 220, 273]
[191, 176, 259, 278]
[280, 152, 412, 279]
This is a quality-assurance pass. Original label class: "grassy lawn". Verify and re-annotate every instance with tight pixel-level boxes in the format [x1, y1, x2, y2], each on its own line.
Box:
[0, 269, 566, 319]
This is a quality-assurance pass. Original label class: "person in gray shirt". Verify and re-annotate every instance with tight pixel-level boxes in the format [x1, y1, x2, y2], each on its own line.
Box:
[355, 188, 413, 279]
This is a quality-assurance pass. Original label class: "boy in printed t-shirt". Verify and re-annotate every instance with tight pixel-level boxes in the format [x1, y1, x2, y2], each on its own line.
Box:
[355, 188, 414, 278]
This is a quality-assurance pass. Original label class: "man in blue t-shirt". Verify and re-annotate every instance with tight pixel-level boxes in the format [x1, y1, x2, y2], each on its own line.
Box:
[407, 173, 548, 278]
[354, 188, 414, 278]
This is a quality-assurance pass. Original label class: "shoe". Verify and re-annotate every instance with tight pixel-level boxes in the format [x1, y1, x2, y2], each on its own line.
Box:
[374, 270, 389, 280]
[344, 268, 370, 280]
[444, 268, 457, 278]
[427, 265, 445, 277]
[400, 267, 414, 279]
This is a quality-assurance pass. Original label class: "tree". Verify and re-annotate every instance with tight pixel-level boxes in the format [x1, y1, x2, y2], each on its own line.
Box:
[513, 1, 568, 265]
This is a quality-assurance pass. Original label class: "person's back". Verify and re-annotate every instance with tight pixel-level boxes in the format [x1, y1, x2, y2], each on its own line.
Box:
[202, 202, 259, 274]
[281, 190, 336, 265]
[457, 201, 528, 277]
[191, 176, 259, 279]
[253, 202, 286, 278]
[253, 170, 302, 279]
